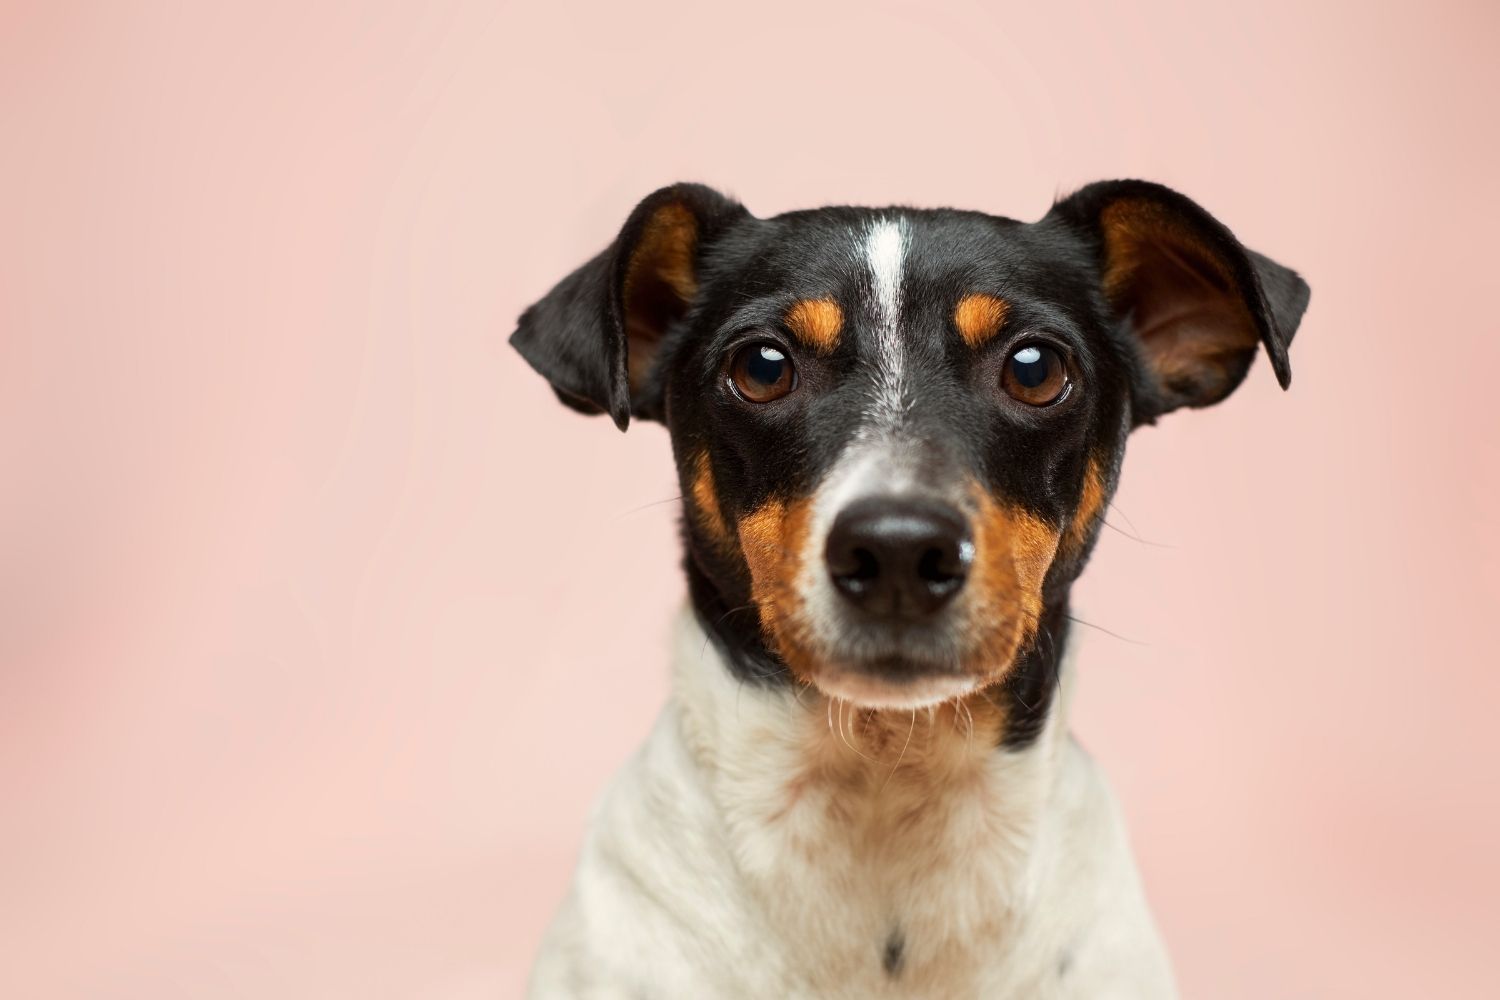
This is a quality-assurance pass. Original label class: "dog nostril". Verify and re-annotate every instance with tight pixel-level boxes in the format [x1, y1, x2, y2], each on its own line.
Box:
[848, 548, 880, 581]
[831, 547, 881, 594]
[916, 546, 965, 589]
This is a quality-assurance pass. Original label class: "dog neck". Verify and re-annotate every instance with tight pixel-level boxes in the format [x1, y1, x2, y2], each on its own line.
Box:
[670, 606, 1077, 872]
[660, 608, 1083, 988]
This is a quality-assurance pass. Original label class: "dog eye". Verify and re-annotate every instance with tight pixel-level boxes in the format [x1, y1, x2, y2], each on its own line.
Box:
[729, 343, 797, 403]
[1001, 343, 1069, 406]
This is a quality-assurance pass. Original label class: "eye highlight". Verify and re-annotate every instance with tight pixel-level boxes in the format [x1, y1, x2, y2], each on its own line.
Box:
[1001, 343, 1069, 406]
[729, 342, 797, 403]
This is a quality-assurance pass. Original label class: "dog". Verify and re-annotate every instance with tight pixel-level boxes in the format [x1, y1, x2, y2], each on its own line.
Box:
[511, 180, 1309, 998]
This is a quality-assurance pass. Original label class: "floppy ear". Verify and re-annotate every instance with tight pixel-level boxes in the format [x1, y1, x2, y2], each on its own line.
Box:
[510, 183, 748, 430]
[1048, 180, 1310, 422]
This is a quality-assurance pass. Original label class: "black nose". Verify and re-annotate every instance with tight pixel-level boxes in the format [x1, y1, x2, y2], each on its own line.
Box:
[825, 497, 972, 619]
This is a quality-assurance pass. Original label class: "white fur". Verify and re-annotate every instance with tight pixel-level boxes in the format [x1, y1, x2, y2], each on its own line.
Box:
[527, 611, 1176, 999]
[862, 218, 912, 427]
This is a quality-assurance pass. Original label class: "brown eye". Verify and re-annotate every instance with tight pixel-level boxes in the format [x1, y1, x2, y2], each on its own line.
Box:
[730, 342, 796, 403]
[1001, 343, 1069, 406]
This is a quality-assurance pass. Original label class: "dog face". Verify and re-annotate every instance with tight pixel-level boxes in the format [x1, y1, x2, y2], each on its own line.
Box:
[513, 181, 1308, 728]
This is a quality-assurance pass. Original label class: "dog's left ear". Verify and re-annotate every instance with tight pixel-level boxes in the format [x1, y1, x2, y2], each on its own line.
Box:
[1048, 180, 1310, 422]
[510, 183, 749, 430]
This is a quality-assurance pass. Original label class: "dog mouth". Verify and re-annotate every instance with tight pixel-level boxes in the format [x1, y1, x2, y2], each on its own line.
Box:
[784, 614, 1028, 710]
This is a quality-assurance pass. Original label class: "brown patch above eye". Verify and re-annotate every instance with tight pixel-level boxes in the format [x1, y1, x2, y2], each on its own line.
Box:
[689, 451, 733, 552]
[953, 292, 1010, 348]
[1064, 456, 1108, 556]
[783, 298, 843, 355]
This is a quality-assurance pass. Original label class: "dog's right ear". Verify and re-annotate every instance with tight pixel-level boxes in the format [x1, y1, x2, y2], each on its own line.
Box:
[510, 183, 748, 430]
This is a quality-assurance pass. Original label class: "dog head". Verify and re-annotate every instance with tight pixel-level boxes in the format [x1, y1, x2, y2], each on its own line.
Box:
[513, 181, 1308, 727]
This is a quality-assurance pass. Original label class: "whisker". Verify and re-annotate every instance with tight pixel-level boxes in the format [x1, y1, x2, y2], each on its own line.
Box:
[835, 698, 881, 764]
[1023, 613, 1061, 699]
[713, 603, 758, 629]
[1102, 502, 1172, 547]
[611, 495, 684, 520]
[1066, 614, 1146, 646]
[880, 709, 919, 793]
[701, 603, 759, 658]
[1104, 500, 1144, 537]
[1009, 681, 1037, 713]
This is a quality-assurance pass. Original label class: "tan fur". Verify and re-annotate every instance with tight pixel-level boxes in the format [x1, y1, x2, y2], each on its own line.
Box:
[737, 496, 818, 679]
[966, 484, 1061, 671]
[1098, 199, 1232, 298]
[1064, 456, 1108, 556]
[622, 202, 699, 390]
[953, 292, 1011, 348]
[688, 451, 734, 552]
[784, 298, 844, 355]
[1098, 199, 1258, 388]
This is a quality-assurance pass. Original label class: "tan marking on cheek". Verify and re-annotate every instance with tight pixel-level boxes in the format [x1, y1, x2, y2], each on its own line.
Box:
[967, 486, 1060, 661]
[737, 498, 786, 586]
[737, 496, 816, 676]
[688, 452, 732, 551]
[953, 292, 1011, 348]
[783, 298, 844, 355]
[1064, 457, 1108, 555]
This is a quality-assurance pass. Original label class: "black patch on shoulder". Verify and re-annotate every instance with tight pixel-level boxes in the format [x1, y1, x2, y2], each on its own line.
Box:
[882, 927, 905, 977]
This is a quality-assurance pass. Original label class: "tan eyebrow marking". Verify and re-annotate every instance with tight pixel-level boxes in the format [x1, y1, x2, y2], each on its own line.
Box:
[783, 298, 844, 355]
[953, 292, 1011, 348]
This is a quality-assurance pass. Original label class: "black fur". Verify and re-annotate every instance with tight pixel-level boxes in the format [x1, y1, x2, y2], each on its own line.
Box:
[882, 927, 905, 977]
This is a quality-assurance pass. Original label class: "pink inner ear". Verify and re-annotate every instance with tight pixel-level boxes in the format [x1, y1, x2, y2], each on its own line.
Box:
[1101, 201, 1260, 407]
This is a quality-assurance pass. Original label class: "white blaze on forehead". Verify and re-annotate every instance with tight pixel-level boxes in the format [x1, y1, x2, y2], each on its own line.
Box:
[793, 217, 928, 642]
[861, 217, 911, 426]
[865, 217, 908, 318]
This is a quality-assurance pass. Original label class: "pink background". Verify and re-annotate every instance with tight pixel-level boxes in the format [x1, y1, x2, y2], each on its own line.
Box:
[3, 2, 1497, 997]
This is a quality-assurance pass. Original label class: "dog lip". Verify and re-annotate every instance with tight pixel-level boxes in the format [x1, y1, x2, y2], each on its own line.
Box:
[813, 667, 979, 710]
[856, 653, 966, 682]
[813, 617, 966, 675]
